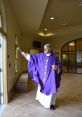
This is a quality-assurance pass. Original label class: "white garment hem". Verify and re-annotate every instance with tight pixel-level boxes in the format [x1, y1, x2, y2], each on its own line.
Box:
[36, 86, 56, 108]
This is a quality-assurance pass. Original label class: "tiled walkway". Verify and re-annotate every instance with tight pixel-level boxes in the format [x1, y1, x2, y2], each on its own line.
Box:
[1, 73, 82, 117]
[0, 105, 5, 116]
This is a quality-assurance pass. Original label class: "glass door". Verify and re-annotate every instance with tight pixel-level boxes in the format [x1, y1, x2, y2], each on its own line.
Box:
[0, 34, 3, 104]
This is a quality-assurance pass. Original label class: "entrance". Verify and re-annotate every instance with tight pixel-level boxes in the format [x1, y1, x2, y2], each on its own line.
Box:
[0, 34, 3, 104]
[0, 33, 7, 105]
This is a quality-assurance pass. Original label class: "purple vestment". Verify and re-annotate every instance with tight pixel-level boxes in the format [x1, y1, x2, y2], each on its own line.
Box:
[28, 53, 62, 95]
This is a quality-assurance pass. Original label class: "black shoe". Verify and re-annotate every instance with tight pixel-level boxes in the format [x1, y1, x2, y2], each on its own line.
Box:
[50, 105, 55, 110]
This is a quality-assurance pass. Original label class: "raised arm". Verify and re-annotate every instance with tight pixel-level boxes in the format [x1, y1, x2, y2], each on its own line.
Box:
[21, 52, 30, 61]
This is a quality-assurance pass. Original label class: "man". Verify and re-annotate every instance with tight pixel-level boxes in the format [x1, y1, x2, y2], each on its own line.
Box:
[21, 44, 62, 110]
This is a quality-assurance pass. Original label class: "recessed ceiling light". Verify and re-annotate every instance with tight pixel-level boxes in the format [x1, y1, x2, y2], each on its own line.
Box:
[44, 29, 47, 31]
[38, 32, 55, 37]
[50, 17, 54, 20]
[60, 21, 68, 26]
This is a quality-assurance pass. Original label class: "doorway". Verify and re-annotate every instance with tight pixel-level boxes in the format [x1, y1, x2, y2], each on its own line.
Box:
[0, 34, 3, 104]
[0, 33, 8, 106]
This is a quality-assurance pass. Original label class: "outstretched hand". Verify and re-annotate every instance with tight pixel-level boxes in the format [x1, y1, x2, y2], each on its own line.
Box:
[21, 52, 26, 56]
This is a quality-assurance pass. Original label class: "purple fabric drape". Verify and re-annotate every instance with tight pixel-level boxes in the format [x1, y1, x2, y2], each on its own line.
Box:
[28, 53, 62, 95]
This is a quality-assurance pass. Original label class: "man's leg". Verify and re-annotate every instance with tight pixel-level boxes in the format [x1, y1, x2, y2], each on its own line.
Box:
[50, 94, 56, 110]
[36, 85, 53, 108]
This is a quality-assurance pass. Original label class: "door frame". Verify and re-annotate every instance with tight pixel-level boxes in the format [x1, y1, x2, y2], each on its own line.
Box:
[0, 32, 8, 104]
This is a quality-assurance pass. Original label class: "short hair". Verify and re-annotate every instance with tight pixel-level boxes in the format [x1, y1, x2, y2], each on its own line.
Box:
[44, 44, 52, 49]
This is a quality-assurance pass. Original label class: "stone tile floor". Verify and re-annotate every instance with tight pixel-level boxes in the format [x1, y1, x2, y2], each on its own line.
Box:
[1, 73, 82, 117]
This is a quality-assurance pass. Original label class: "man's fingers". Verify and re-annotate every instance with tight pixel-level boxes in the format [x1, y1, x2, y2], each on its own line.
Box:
[21, 52, 25, 56]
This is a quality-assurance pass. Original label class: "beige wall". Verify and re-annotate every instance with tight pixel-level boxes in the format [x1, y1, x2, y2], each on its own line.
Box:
[3, 0, 82, 92]
[21, 36, 44, 72]
[21, 36, 33, 72]
[4, 0, 22, 92]
[45, 32, 82, 60]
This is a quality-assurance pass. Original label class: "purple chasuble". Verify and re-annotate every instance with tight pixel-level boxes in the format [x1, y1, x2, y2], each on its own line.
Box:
[28, 53, 62, 95]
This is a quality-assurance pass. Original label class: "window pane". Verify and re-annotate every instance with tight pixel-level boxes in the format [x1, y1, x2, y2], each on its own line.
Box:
[62, 39, 82, 73]
[76, 66, 82, 73]
[62, 44, 68, 51]
[62, 52, 69, 72]
[62, 52, 68, 64]
[15, 36, 18, 73]
[76, 51, 82, 63]
[62, 65, 68, 72]
[76, 51, 82, 73]
[69, 52, 76, 72]
[69, 52, 76, 65]
[0, 15, 2, 28]
[69, 65, 76, 73]
[76, 39, 82, 51]
[69, 42, 75, 51]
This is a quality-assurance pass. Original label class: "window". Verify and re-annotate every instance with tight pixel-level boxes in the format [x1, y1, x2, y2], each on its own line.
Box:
[62, 39, 82, 73]
[15, 36, 19, 73]
[0, 14, 2, 28]
[0, 0, 8, 104]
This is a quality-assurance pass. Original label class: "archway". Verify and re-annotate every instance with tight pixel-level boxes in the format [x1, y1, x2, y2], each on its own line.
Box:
[61, 39, 82, 74]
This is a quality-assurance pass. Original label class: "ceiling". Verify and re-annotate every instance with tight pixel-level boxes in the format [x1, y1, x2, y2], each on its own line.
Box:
[9, 0, 48, 37]
[10, 0, 82, 38]
[39, 0, 82, 38]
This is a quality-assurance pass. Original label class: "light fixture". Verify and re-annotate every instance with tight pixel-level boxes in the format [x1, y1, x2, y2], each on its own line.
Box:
[44, 29, 47, 31]
[60, 21, 68, 26]
[69, 42, 75, 46]
[38, 32, 55, 37]
[50, 17, 54, 20]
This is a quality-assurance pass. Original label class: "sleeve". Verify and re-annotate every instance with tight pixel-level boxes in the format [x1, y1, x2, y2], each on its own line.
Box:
[55, 56, 62, 89]
[28, 54, 40, 83]
[57, 59, 62, 75]
[55, 56, 62, 73]
[24, 53, 30, 61]
[28, 54, 44, 89]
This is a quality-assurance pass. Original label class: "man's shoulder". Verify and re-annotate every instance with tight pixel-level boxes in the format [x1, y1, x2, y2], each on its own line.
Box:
[36, 52, 44, 56]
[52, 53, 58, 59]
[35, 52, 44, 56]
[51, 52, 56, 56]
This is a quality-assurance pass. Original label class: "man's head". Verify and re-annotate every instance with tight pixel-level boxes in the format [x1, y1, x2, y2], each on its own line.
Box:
[44, 44, 52, 54]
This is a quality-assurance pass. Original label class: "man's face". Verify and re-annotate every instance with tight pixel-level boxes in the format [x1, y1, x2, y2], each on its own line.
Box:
[44, 47, 51, 54]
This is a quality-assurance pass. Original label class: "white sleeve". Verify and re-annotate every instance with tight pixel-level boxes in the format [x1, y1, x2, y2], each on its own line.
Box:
[24, 53, 30, 60]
